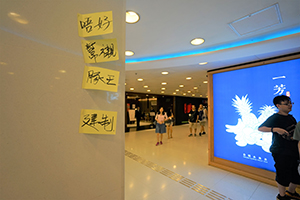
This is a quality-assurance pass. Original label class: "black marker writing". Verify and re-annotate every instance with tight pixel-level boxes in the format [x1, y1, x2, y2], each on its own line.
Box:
[94, 16, 112, 31]
[99, 43, 117, 59]
[81, 114, 114, 132]
[87, 70, 116, 86]
[80, 17, 93, 33]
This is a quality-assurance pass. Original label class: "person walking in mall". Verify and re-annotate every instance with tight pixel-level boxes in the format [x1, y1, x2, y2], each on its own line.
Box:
[155, 107, 167, 146]
[258, 95, 300, 200]
[165, 107, 174, 139]
[198, 104, 207, 136]
[188, 105, 198, 137]
[135, 107, 141, 131]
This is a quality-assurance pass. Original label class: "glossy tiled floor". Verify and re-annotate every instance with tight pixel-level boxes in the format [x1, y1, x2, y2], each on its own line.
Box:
[125, 124, 279, 200]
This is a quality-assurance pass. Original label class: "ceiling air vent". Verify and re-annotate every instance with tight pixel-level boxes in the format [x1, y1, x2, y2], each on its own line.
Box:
[228, 3, 282, 36]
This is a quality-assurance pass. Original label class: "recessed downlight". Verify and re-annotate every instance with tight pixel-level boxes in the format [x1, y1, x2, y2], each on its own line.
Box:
[203, 81, 208, 84]
[183, 93, 186, 95]
[161, 91, 165, 93]
[161, 88, 166, 90]
[130, 88, 134, 90]
[175, 89, 179, 92]
[190, 38, 205, 45]
[161, 71, 169, 75]
[137, 78, 143, 81]
[199, 62, 208, 65]
[161, 82, 167, 85]
[179, 85, 184, 87]
[125, 50, 135, 56]
[126, 11, 140, 24]
[193, 87, 198, 89]
[147, 89, 151, 92]
[186, 77, 192, 80]
[143, 85, 148, 88]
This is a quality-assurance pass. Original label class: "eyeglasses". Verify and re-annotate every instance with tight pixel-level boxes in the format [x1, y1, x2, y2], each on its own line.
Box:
[280, 102, 294, 106]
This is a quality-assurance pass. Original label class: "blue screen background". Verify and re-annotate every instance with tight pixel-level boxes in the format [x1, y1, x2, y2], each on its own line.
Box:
[213, 58, 300, 172]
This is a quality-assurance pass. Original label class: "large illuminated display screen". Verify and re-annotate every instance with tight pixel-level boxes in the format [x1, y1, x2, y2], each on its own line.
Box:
[212, 58, 300, 172]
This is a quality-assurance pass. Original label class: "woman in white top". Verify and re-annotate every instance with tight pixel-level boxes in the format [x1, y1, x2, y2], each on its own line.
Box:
[155, 107, 167, 146]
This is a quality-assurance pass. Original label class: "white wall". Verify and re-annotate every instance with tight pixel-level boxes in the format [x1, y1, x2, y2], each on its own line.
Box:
[0, 1, 125, 199]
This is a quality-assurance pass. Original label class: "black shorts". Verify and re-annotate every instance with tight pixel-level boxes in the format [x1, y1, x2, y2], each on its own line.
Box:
[272, 153, 300, 186]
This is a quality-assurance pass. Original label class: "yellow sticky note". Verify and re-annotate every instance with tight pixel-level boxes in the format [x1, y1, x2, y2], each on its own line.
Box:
[82, 66, 119, 92]
[78, 11, 113, 37]
[79, 109, 117, 135]
[81, 38, 119, 63]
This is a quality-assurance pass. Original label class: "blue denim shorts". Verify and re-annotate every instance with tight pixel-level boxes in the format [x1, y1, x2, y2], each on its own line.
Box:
[155, 123, 166, 134]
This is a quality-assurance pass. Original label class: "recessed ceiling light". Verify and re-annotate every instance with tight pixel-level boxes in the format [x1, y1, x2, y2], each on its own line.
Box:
[130, 88, 134, 90]
[193, 87, 198, 89]
[175, 89, 179, 92]
[143, 85, 148, 88]
[161, 71, 169, 75]
[192, 94, 195, 96]
[186, 77, 192, 80]
[203, 81, 208, 84]
[161, 82, 167, 85]
[137, 78, 143, 81]
[161, 91, 165, 93]
[126, 11, 140, 24]
[199, 62, 208, 65]
[125, 83, 127, 85]
[200, 95, 203, 97]
[147, 89, 151, 92]
[190, 38, 205, 46]
[125, 50, 135, 56]
[173, 92, 176, 94]
[183, 93, 186, 95]
[0, 62, 7, 65]
[187, 91, 191, 93]
[179, 85, 184, 87]
[161, 88, 166, 90]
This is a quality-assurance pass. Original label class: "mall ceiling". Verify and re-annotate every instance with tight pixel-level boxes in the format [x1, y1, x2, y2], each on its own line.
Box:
[0, 0, 299, 99]
[125, 0, 300, 98]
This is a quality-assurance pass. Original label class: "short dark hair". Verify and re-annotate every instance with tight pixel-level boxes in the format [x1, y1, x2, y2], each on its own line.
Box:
[273, 95, 291, 107]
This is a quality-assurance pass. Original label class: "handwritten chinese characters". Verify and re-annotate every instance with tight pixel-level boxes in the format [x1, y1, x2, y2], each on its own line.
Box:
[82, 66, 119, 92]
[78, 11, 119, 136]
[81, 38, 119, 63]
[78, 11, 113, 37]
[79, 109, 117, 134]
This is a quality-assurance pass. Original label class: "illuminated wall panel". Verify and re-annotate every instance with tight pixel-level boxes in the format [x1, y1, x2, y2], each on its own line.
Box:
[208, 54, 300, 184]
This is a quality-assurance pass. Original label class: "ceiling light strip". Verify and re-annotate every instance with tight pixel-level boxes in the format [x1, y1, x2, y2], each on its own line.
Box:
[125, 27, 300, 63]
